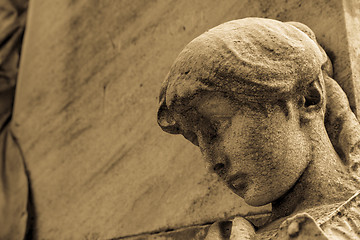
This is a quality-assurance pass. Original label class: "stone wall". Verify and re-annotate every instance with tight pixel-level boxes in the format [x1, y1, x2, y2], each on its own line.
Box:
[12, 0, 359, 239]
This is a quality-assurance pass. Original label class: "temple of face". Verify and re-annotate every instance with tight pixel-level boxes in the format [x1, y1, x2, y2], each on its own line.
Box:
[157, 18, 360, 239]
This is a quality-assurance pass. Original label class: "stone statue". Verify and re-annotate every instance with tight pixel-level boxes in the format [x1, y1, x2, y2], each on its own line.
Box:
[0, 0, 29, 239]
[157, 18, 360, 239]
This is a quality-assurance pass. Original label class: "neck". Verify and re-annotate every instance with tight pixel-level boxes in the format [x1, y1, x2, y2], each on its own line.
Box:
[270, 126, 359, 221]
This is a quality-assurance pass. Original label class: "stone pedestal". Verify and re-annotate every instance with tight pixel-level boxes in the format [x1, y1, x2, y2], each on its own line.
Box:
[12, 0, 360, 239]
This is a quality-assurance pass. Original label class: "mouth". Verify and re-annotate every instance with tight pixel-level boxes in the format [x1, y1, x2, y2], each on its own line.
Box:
[226, 173, 248, 194]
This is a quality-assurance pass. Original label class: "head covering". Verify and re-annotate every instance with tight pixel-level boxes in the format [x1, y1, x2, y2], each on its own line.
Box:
[162, 18, 326, 108]
[158, 18, 327, 133]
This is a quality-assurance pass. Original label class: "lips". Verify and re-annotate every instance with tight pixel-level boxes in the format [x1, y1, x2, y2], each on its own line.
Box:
[227, 173, 248, 193]
[230, 177, 247, 190]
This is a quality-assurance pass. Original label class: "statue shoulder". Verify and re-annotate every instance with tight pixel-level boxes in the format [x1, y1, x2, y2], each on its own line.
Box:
[205, 192, 360, 240]
[263, 191, 360, 240]
[319, 191, 360, 240]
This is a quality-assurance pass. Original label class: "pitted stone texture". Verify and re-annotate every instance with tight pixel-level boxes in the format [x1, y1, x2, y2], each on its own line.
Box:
[343, 0, 360, 117]
[12, 0, 360, 239]
[122, 225, 210, 240]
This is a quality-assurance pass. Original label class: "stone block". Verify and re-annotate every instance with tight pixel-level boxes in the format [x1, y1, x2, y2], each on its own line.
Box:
[11, 0, 359, 239]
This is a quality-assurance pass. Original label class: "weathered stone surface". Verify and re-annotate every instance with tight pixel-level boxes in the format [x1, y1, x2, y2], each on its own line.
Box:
[14, 1, 271, 239]
[343, 0, 360, 117]
[122, 225, 210, 240]
[157, 15, 360, 240]
[11, 0, 360, 239]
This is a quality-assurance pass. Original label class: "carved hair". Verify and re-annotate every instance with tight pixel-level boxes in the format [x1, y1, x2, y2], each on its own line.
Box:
[157, 18, 360, 172]
[288, 21, 360, 171]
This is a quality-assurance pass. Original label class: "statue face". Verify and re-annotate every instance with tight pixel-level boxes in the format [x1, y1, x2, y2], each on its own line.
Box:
[175, 92, 311, 206]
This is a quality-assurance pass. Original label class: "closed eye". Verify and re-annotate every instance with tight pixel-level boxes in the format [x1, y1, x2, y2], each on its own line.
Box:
[198, 122, 220, 145]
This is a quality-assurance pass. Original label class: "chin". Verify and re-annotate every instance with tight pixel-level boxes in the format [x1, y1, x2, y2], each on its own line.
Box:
[244, 197, 270, 207]
[243, 190, 279, 207]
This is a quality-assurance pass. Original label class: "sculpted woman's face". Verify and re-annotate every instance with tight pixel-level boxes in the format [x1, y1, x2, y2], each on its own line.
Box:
[158, 18, 331, 207]
[174, 92, 312, 207]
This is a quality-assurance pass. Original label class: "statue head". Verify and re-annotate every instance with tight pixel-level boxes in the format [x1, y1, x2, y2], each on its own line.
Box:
[157, 18, 360, 209]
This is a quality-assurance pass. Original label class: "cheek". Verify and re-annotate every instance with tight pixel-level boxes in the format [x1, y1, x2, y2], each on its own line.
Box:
[222, 117, 311, 205]
[221, 121, 268, 174]
[223, 114, 310, 181]
[249, 128, 310, 205]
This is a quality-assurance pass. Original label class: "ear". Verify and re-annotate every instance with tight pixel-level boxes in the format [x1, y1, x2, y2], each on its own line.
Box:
[299, 80, 324, 120]
[157, 101, 181, 134]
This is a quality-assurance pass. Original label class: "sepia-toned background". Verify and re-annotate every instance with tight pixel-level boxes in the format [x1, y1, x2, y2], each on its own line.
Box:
[12, 0, 360, 239]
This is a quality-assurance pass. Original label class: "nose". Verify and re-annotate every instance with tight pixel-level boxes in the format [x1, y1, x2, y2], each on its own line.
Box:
[212, 161, 228, 177]
[196, 132, 228, 176]
[213, 163, 225, 173]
